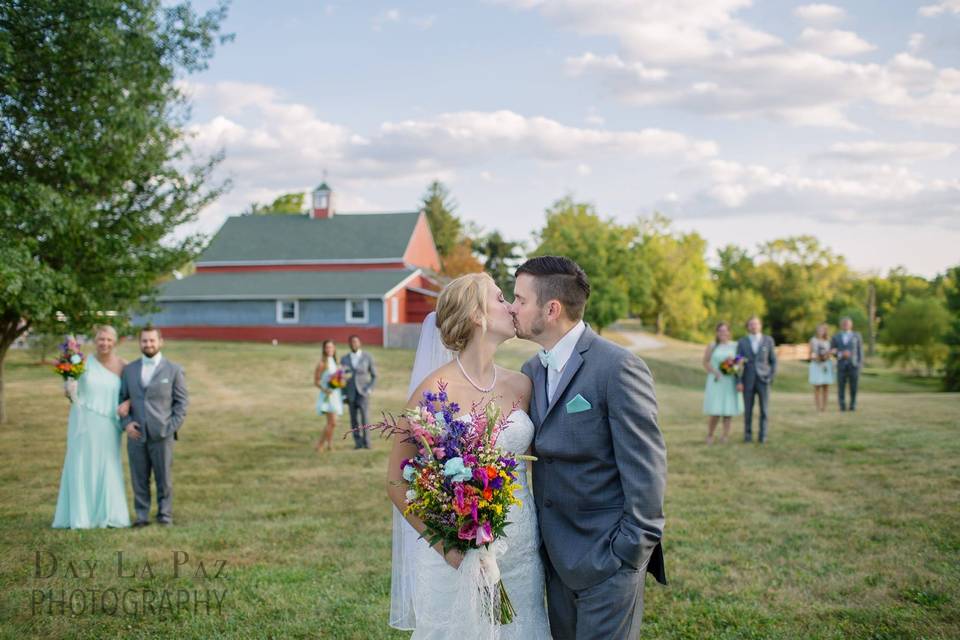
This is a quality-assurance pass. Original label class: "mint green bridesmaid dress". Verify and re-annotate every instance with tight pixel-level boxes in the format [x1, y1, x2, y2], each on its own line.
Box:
[52, 357, 131, 529]
[703, 342, 745, 417]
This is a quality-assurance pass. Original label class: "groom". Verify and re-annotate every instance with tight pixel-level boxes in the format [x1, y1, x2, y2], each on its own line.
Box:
[118, 327, 188, 526]
[511, 256, 667, 640]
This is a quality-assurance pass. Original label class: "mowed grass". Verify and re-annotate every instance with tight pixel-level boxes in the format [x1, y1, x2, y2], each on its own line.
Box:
[0, 335, 958, 639]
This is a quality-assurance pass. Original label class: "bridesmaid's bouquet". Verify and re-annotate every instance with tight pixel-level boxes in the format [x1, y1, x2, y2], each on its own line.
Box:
[327, 369, 346, 390]
[719, 354, 746, 376]
[368, 381, 529, 625]
[53, 337, 85, 402]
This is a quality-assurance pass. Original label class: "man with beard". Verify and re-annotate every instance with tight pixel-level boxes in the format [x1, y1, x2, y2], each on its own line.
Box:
[118, 326, 189, 527]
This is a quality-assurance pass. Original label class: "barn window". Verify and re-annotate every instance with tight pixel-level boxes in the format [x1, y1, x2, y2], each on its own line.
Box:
[346, 299, 369, 324]
[276, 299, 299, 324]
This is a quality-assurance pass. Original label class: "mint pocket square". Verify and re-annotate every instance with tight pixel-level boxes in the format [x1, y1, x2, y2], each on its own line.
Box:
[566, 394, 592, 414]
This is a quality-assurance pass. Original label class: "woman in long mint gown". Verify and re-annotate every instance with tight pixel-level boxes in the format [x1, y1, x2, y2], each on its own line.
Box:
[702, 321, 744, 445]
[52, 326, 131, 529]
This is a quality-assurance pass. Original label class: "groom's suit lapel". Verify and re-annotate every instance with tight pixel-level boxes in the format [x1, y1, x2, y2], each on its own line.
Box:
[532, 360, 548, 425]
[538, 326, 596, 432]
[131, 359, 145, 392]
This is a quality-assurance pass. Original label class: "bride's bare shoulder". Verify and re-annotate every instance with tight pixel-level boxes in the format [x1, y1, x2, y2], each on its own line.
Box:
[406, 361, 458, 407]
[499, 367, 532, 391]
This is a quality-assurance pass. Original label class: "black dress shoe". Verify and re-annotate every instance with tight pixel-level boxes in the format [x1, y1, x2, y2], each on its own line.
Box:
[132, 521, 150, 528]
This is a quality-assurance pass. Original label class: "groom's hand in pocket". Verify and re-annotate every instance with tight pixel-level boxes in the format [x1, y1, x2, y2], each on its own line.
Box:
[126, 422, 143, 440]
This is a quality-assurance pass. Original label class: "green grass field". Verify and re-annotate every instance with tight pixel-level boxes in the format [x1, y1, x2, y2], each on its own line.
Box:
[1, 334, 958, 639]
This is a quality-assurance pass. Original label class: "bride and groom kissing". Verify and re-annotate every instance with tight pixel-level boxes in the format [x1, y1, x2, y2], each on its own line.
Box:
[386, 256, 667, 640]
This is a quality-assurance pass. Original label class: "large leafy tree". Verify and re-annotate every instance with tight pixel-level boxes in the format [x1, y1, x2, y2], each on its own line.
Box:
[752, 236, 850, 343]
[0, 0, 231, 422]
[881, 295, 950, 376]
[634, 214, 713, 339]
[532, 197, 634, 334]
[939, 266, 960, 391]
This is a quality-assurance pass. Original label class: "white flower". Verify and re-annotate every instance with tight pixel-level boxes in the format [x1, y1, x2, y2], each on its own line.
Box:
[405, 489, 417, 502]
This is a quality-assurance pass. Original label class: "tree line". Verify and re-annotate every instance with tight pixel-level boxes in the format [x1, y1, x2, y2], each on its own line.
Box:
[418, 186, 960, 387]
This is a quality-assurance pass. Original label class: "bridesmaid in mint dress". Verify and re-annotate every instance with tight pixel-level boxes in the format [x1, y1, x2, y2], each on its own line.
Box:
[702, 322, 744, 444]
[52, 326, 131, 529]
[314, 340, 344, 453]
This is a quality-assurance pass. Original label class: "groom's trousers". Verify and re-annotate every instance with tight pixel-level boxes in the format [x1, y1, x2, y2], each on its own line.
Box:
[127, 435, 174, 523]
[742, 380, 770, 442]
[348, 394, 370, 449]
[837, 363, 859, 410]
[545, 560, 646, 640]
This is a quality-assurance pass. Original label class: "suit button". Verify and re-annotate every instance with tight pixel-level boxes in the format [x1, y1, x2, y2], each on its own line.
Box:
[544, 499, 553, 508]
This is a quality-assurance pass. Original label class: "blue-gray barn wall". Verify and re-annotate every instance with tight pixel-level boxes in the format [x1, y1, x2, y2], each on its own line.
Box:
[135, 299, 383, 327]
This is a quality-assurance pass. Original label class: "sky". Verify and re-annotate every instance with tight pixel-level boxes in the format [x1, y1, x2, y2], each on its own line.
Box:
[182, 0, 960, 277]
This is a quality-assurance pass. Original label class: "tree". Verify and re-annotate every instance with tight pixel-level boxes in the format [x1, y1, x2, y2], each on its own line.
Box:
[881, 296, 950, 376]
[940, 266, 960, 391]
[245, 192, 305, 215]
[531, 197, 632, 333]
[0, 0, 230, 422]
[421, 181, 461, 258]
[440, 239, 484, 278]
[752, 236, 850, 343]
[473, 231, 523, 295]
[713, 288, 767, 334]
[634, 214, 712, 339]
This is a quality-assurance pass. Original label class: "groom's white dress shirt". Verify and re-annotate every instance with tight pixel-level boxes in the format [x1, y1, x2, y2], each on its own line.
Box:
[141, 352, 162, 387]
[749, 333, 762, 354]
[349, 350, 362, 368]
[542, 320, 586, 403]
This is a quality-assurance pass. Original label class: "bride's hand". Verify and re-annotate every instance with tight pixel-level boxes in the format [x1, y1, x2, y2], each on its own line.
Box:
[117, 399, 131, 418]
[440, 546, 464, 569]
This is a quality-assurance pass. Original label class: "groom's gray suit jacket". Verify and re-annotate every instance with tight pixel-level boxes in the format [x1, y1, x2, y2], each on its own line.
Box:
[119, 359, 189, 440]
[522, 326, 667, 591]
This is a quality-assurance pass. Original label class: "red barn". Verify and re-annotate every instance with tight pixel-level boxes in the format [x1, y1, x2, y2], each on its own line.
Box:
[140, 183, 442, 346]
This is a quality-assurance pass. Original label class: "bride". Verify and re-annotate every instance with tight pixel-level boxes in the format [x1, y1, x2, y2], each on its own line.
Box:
[385, 272, 551, 639]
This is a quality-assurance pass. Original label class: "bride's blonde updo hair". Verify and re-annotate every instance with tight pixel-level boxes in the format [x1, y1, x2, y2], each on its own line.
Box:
[435, 272, 494, 352]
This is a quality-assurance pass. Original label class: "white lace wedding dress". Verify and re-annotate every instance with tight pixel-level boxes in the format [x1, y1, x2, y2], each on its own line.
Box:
[410, 409, 551, 639]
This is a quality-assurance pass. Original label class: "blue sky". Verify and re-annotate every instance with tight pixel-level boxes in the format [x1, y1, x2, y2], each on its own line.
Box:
[183, 1, 960, 276]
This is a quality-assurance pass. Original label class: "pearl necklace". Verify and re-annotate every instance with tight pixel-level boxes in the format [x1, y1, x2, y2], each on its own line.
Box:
[455, 354, 497, 393]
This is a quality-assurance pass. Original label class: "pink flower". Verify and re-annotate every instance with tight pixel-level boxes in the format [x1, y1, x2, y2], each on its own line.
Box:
[433, 447, 446, 459]
[475, 521, 494, 545]
[458, 521, 477, 540]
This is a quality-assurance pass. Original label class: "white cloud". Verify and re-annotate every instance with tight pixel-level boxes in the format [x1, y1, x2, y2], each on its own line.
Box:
[908, 33, 925, 54]
[798, 28, 875, 57]
[663, 159, 960, 227]
[372, 8, 401, 31]
[793, 4, 847, 23]
[920, 1, 960, 17]
[183, 81, 718, 232]
[817, 141, 958, 163]
[503, 0, 960, 131]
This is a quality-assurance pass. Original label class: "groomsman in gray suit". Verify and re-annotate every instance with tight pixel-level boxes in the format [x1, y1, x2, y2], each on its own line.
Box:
[512, 256, 667, 640]
[736, 316, 777, 443]
[118, 327, 188, 527]
[831, 317, 863, 411]
[341, 335, 377, 449]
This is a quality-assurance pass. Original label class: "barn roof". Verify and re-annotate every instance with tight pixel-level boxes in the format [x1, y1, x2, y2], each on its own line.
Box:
[157, 269, 422, 301]
[196, 211, 422, 265]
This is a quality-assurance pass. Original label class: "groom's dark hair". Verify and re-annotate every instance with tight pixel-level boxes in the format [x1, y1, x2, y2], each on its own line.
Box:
[515, 256, 590, 321]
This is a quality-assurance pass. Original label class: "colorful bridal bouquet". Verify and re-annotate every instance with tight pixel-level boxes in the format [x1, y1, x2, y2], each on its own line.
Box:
[719, 354, 746, 376]
[327, 368, 347, 390]
[369, 381, 528, 625]
[53, 337, 85, 402]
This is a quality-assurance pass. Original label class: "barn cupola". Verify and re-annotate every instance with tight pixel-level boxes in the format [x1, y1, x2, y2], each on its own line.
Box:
[311, 182, 334, 219]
